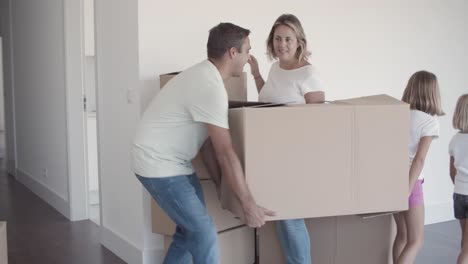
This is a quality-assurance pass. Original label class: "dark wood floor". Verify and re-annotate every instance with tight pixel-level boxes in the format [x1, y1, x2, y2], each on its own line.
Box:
[0, 165, 126, 264]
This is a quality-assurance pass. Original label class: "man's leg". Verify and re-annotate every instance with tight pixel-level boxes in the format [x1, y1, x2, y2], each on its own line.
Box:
[136, 174, 219, 264]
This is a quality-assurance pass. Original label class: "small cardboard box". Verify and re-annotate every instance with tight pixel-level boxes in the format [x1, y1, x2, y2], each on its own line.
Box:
[159, 71, 248, 180]
[0, 222, 7, 264]
[160, 71, 247, 103]
[163, 225, 255, 264]
[151, 180, 243, 235]
[221, 95, 409, 221]
[258, 214, 395, 264]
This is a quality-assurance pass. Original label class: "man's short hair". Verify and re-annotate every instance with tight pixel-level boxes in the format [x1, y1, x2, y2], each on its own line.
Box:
[207, 23, 250, 60]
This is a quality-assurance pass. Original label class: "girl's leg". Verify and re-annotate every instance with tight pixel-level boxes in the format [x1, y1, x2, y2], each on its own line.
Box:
[457, 219, 468, 264]
[395, 205, 425, 264]
[393, 212, 407, 263]
[460, 219, 466, 249]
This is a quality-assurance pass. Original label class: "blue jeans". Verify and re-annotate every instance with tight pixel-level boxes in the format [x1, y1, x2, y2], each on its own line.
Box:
[136, 174, 219, 264]
[276, 219, 312, 264]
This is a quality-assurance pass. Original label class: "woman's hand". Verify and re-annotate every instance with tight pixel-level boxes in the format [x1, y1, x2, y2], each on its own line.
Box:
[248, 55, 260, 78]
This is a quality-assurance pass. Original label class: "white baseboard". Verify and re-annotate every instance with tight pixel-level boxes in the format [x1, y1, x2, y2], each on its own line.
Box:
[425, 202, 454, 225]
[16, 168, 70, 219]
[101, 226, 165, 264]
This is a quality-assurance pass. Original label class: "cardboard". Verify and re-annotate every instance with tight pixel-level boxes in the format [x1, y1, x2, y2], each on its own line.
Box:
[159, 71, 248, 180]
[221, 94, 409, 221]
[159, 71, 247, 102]
[258, 215, 395, 264]
[163, 225, 255, 264]
[151, 180, 243, 235]
[0, 222, 7, 264]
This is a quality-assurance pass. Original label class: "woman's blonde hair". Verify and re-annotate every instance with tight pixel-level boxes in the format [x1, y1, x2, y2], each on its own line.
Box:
[401, 71, 444, 116]
[453, 94, 468, 133]
[266, 14, 310, 62]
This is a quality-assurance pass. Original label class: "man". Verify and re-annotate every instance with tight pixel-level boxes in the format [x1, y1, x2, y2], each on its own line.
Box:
[131, 22, 274, 264]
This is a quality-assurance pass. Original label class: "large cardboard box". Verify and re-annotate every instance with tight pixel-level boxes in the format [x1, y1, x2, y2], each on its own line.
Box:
[151, 180, 243, 235]
[258, 214, 395, 264]
[0, 222, 7, 264]
[163, 225, 255, 264]
[221, 95, 409, 221]
[159, 71, 248, 180]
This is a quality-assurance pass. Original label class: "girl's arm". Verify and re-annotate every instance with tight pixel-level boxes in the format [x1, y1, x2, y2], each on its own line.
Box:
[247, 55, 265, 93]
[409, 136, 433, 195]
[450, 156, 457, 184]
[304, 91, 325, 104]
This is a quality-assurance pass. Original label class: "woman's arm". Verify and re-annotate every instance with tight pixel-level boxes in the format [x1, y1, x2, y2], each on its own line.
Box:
[304, 91, 325, 104]
[248, 55, 265, 93]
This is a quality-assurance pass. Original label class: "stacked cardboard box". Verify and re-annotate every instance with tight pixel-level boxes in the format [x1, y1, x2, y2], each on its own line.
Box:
[163, 226, 255, 264]
[258, 214, 395, 264]
[152, 69, 409, 263]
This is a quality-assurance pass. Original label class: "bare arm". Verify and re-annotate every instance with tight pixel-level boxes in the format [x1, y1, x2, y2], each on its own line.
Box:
[409, 136, 433, 195]
[304, 91, 325, 104]
[206, 124, 275, 227]
[450, 156, 457, 184]
[247, 55, 265, 93]
[200, 139, 221, 187]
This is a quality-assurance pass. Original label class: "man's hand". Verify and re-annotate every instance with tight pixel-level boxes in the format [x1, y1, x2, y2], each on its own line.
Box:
[242, 200, 276, 228]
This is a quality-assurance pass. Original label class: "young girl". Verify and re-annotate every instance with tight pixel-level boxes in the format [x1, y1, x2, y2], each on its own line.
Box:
[393, 71, 444, 264]
[248, 14, 324, 264]
[449, 94, 468, 264]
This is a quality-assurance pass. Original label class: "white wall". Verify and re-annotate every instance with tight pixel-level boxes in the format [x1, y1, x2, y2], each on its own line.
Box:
[0, 0, 17, 176]
[0, 39, 4, 132]
[84, 0, 94, 56]
[0, 0, 89, 221]
[85, 57, 97, 112]
[139, 0, 468, 225]
[10, 0, 70, 215]
[95, 1, 163, 263]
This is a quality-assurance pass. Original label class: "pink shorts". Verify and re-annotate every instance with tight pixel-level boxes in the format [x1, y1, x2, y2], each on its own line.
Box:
[409, 179, 424, 207]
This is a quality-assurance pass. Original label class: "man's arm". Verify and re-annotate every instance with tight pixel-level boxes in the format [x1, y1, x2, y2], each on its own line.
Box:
[206, 124, 275, 227]
[200, 139, 221, 187]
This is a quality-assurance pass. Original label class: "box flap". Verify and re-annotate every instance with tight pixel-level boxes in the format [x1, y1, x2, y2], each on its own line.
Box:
[228, 101, 285, 109]
[358, 211, 398, 219]
[333, 94, 406, 106]
[160, 71, 181, 77]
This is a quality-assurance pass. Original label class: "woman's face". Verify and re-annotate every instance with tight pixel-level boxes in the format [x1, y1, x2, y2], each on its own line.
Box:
[273, 25, 299, 63]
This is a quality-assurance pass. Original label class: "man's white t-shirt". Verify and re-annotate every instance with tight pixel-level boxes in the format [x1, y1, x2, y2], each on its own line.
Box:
[409, 110, 439, 180]
[449, 133, 468, 195]
[258, 61, 322, 104]
[131, 60, 229, 178]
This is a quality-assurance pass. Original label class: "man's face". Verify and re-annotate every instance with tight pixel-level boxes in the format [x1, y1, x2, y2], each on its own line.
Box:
[231, 37, 251, 77]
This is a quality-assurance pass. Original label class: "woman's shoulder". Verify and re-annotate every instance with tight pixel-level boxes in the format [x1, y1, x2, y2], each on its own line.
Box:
[301, 63, 318, 76]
